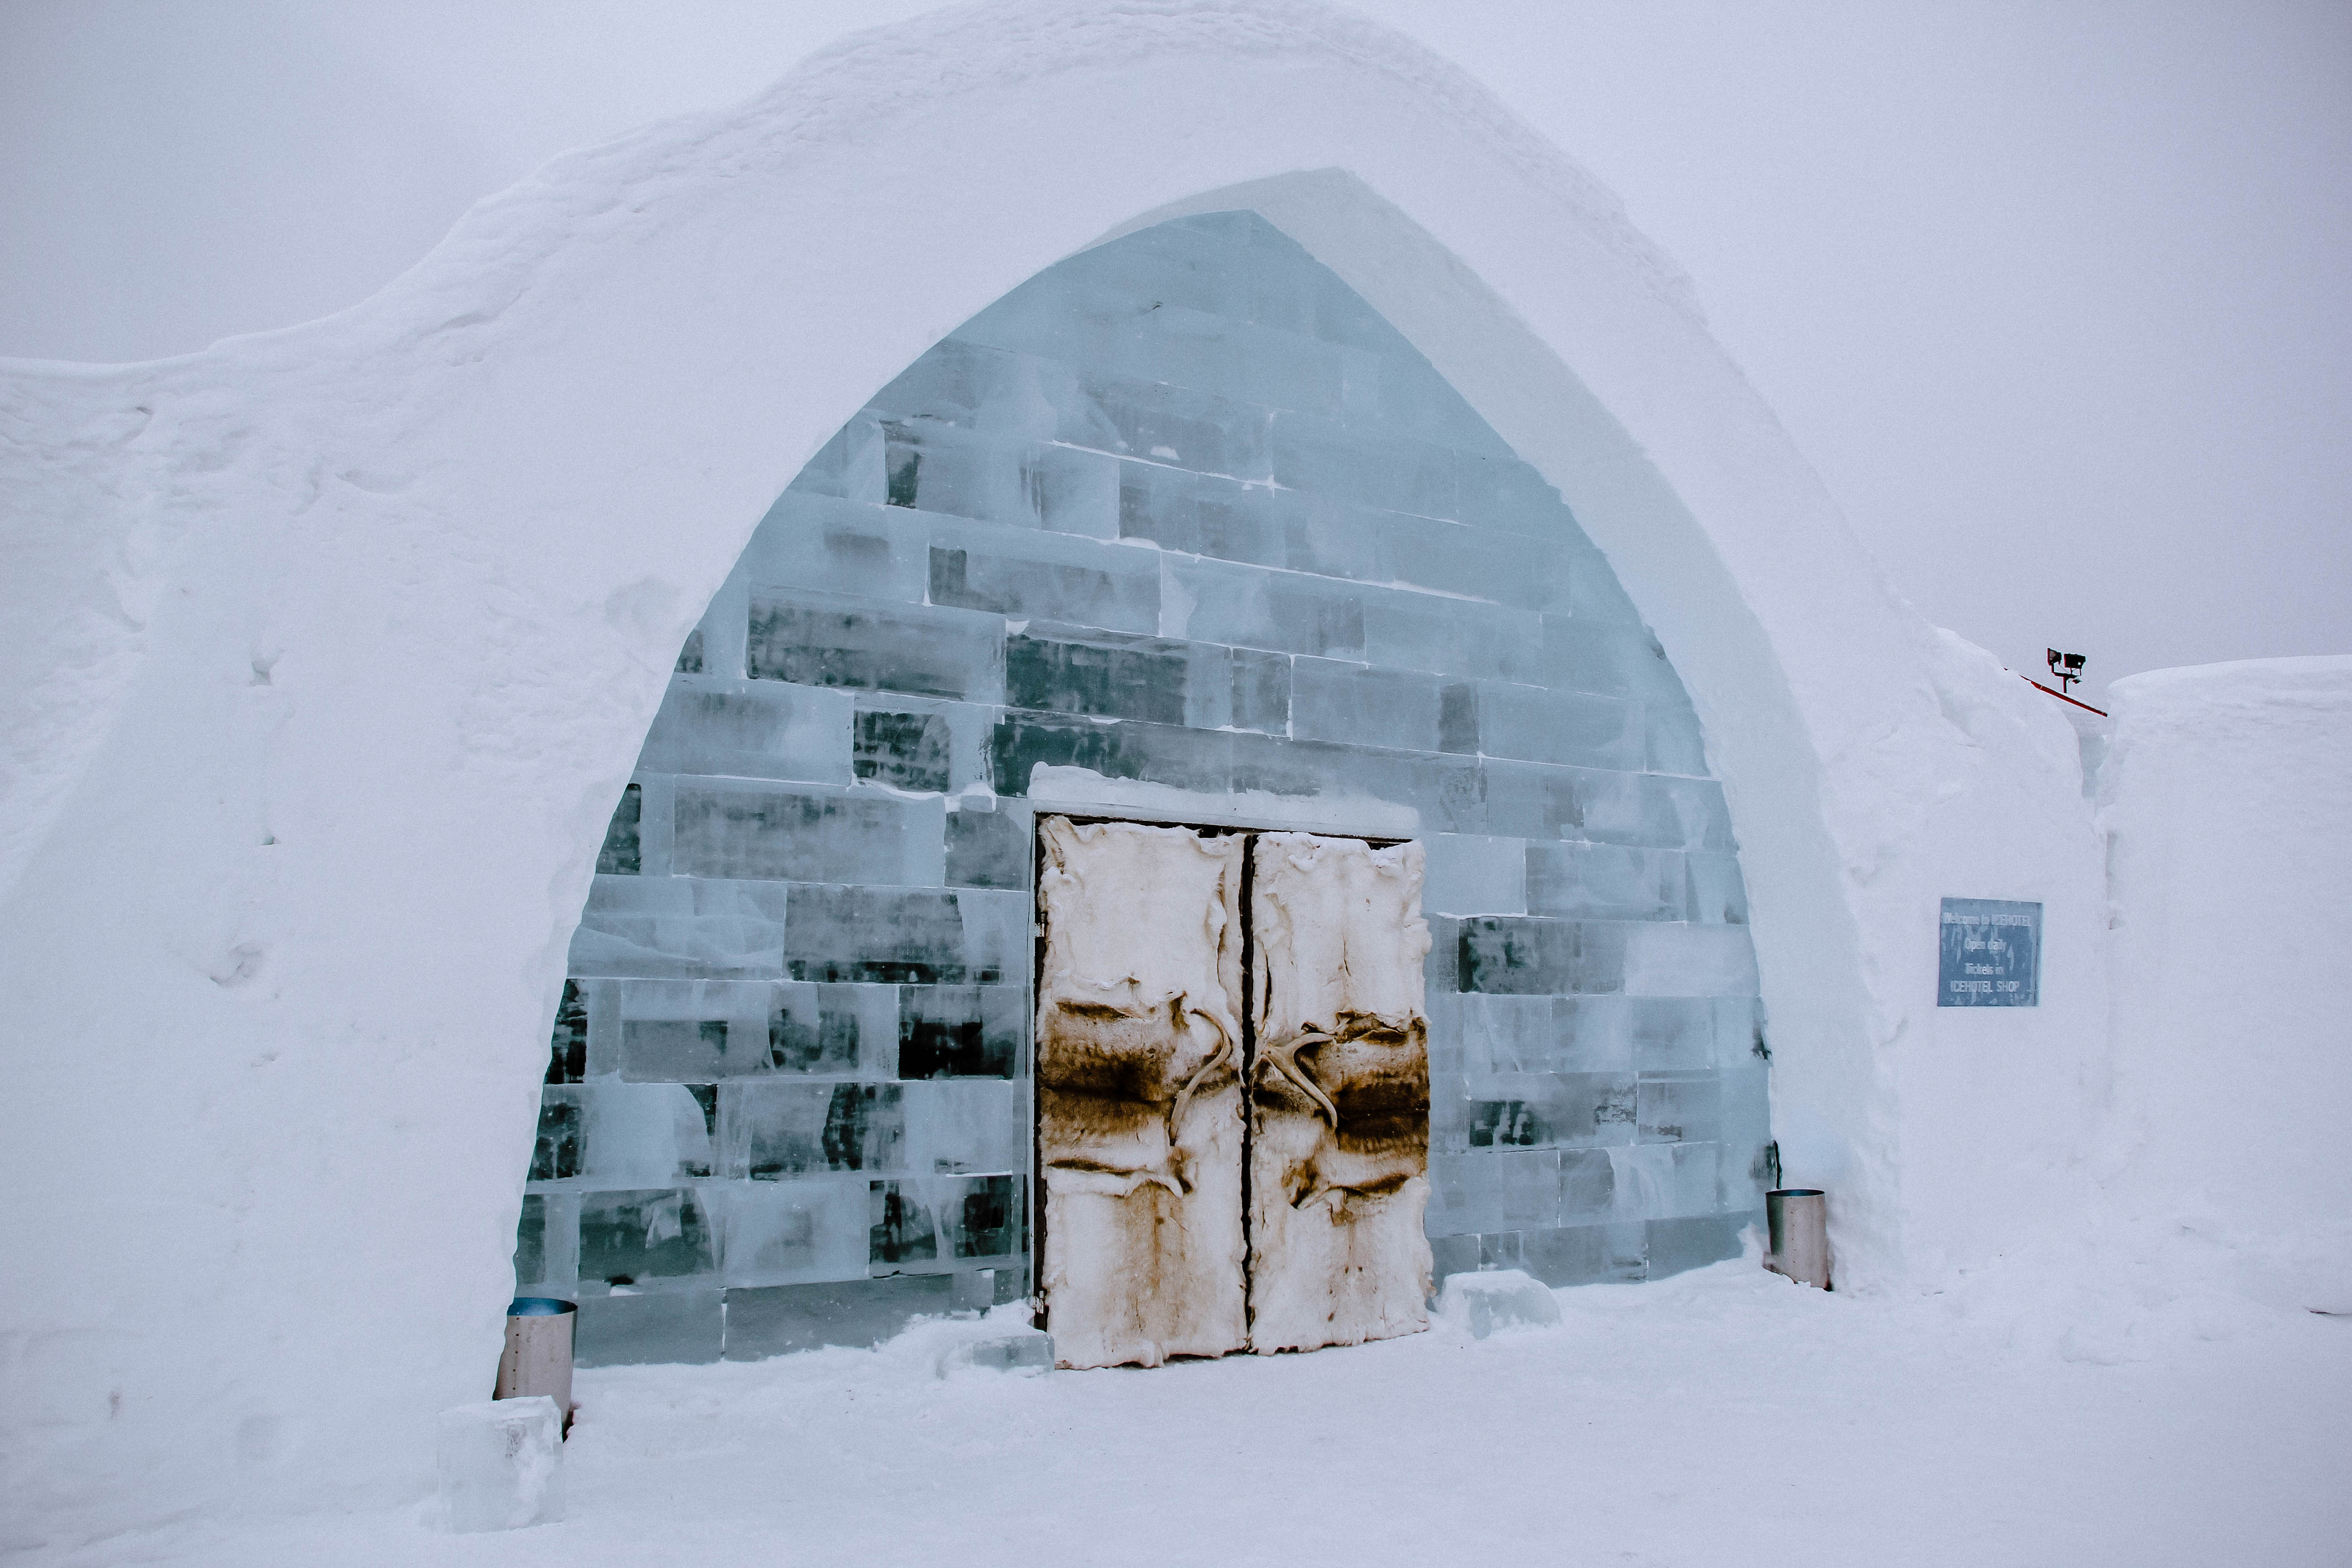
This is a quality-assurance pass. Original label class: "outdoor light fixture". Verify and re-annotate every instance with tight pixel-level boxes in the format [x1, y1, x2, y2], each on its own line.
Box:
[2046, 649, 2086, 692]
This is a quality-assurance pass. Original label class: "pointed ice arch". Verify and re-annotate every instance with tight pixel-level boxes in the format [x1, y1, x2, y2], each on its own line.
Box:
[531, 209, 1779, 1363]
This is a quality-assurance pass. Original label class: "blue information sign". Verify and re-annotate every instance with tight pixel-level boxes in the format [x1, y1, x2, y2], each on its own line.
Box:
[1937, 898, 2041, 1007]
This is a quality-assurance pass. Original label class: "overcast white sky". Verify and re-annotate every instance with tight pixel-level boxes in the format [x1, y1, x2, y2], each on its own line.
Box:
[5, 0, 2347, 704]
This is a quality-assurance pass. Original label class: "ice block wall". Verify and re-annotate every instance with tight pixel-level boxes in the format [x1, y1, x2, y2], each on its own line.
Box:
[516, 212, 1771, 1364]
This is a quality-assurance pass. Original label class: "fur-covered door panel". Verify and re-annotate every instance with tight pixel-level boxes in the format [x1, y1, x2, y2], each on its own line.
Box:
[1035, 818, 1247, 1368]
[1247, 833, 1433, 1352]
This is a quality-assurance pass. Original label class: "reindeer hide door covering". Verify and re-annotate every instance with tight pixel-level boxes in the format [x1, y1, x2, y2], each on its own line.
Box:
[1035, 819, 1430, 1368]
[1035, 819, 1248, 1369]
[1248, 832, 1433, 1352]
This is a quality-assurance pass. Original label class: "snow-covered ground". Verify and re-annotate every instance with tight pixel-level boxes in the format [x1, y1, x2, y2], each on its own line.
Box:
[25, 1241, 2347, 1568]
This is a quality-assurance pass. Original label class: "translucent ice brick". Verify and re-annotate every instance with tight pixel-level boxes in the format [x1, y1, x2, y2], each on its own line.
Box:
[1004, 627, 1191, 725]
[1420, 834, 1526, 917]
[867, 1178, 939, 1268]
[595, 784, 640, 876]
[1119, 464, 1288, 566]
[1359, 590, 1548, 685]
[1456, 994, 1558, 1073]
[1645, 1214, 1745, 1277]
[783, 886, 1011, 986]
[671, 781, 945, 888]
[568, 875, 790, 981]
[1457, 916, 1624, 995]
[853, 707, 952, 793]
[1525, 842, 1682, 922]
[1221, 735, 1486, 839]
[896, 985, 1023, 1079]
[528, 1091, 583, 1183]
[1454, 450, 1577, 534]
[1683, 852, 1749, 925]
[1535, 617, 1659, 700]
[1516, 1221, 1647, 1287]
[1426, 1149, 1561, 1236]
[637, 678, 854, 785]
[1547, 1073, 1639, 1149]
[1636, 1073, 1723, 1145]
[1607, 1142, 1720, 1222]
[1268, 410, 1455, 518]
[512, 1195, 546, 1288]
[989, 712, 1234, 800]
[1482, 763, 1691, 849]
[545, 981, 586, 1085]
[747, 591, 1004, 704]
[1559, 537, 1645, 625]
[619, 1019, 733, 1082]
[1428, 1232, 1481, 1287]
[721, 1176, 868, 1287]
[1473, 684, 1643, 770]
[930, 1317, 1054, 1377]
[1718, 1063, 1772, 1147]
[1715, 996, 1769, 1066]
[573, 1290, 723, 1367]
[1659, 775, 1736, 852]
[1463, 1072, 1635, 1152]
[723, 1081, 906, 1177]
[1620, 924, 1759, 997]
[1159, 556, 1367, 658]
[1435, 1269, 1561, 1339]
[514, 1191, 580, 1293]
[719, 1275, 954, 1360]
[581, 1083, 715, 1183]
[1288, 659, 1444, 752]
[1645, 695, 1712, 777]
[785, 417, 886, 504]
[1027, 443, 1122, 539]
[902, 1079, 1024, 1175]
[864, 339, 1063, 441]
[936, 1173, 1024, 1260]
[1082, 373, 1273, 480]
[1558, 1147, 1617, 1222]
[1313, 506, 1572, 613]
[1550, 995, 1637, 1073]
[927, 526, 1160, 634]
[577, 1187, 717, 1284]
[437, 1397, 562, 1534]
[1625, 998, 1718, 1072]
[739, 492, 930, 604]
[1466, 1097, 1546, 1148]
[761, 981, 871, 1075]
[945, 805, 1029, 890]
[878, 421, 1034, 526]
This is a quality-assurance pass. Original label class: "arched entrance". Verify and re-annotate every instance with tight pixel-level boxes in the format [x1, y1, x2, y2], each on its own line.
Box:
[516, 212, 1769, 1365]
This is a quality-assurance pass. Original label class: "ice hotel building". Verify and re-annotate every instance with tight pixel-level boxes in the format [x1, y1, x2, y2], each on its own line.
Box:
[2, 0, 2123, 1535]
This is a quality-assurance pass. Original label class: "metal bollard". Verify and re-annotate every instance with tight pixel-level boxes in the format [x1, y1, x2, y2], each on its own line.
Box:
[495, 1298, 576, 1432]
[1764, 1189, 1831, 1290]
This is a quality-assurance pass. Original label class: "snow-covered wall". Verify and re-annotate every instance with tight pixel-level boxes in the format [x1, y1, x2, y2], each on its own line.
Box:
[0, 0, 2101, 1542]
[2097, 657, 2352, 1308]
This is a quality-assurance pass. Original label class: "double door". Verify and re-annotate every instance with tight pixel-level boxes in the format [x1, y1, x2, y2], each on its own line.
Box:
[1034, 817, 1432, 1369]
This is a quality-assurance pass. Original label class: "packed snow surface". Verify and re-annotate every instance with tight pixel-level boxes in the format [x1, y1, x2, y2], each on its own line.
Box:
[22, 1254, 2347, 1567]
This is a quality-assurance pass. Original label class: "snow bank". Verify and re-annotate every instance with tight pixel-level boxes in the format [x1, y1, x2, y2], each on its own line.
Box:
[14, 1260, 2350, 1566]
[0, 0, 2099, 1542]
[2097, 657, 2352, 1312]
